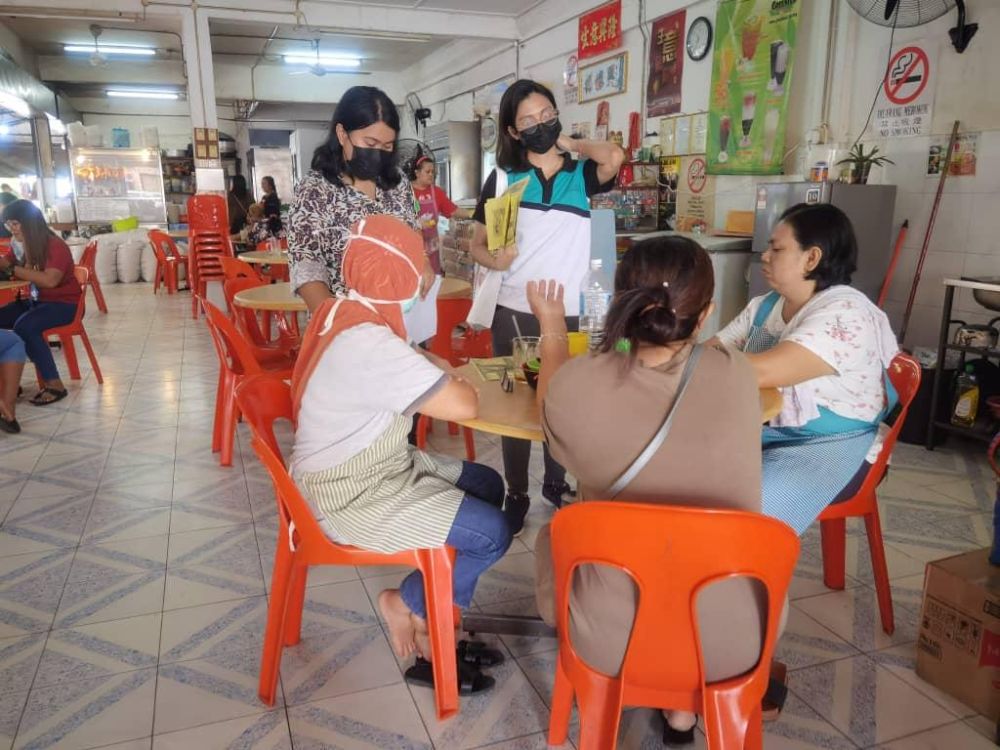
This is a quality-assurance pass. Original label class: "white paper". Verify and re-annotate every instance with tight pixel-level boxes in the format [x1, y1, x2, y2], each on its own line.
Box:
[467, 266, 503, 329]
[404, 276, 442, 345]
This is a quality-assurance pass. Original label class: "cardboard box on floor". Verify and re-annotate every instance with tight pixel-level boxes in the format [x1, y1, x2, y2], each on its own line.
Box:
[916, 547, 1000, 719]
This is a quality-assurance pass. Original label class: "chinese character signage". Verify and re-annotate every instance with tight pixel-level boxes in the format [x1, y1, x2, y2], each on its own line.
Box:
[647, 10, 685, 117]
[706, 0, 800, 175]
[876, 40, 936, 138]
[578, 1, 622, 61]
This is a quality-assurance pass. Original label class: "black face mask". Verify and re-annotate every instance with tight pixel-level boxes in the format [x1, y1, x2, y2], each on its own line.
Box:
[518, 118, 562, 154]
[348, 145, 392, 181]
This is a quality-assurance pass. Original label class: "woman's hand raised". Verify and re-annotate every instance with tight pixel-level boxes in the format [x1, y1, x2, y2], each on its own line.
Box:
[526, 279, 566, 328]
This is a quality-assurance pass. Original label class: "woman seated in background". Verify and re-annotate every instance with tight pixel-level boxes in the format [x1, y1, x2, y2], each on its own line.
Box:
[244, 203, 287, 249]
[0, 330, 26, 433]
[259, 175, 283, 236]
[290, 214, 511, 693]
[0, 200, 81, 406]
[227, 175, 254, 237]
[529, 236, 778, 745]
[409, 152, 472, 275]
[713, 203, 899, 534]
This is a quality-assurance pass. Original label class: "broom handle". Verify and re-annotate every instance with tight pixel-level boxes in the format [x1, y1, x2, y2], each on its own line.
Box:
[899, 120, 960, 344]
[877, 219, 908, 309]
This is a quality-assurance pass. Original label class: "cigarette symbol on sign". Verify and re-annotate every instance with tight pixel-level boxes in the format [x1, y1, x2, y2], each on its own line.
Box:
[891, 52, 922, 86]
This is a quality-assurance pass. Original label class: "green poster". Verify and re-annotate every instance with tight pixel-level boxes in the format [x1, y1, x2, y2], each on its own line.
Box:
[706, 0, 800, 175]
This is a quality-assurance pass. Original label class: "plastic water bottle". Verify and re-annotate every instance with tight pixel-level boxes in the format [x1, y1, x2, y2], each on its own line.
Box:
[579, 259, 612, 351]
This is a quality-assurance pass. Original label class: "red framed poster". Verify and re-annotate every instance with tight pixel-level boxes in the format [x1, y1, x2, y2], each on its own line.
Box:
[578, 1, 622, 60]
[647, 10, 685, 117]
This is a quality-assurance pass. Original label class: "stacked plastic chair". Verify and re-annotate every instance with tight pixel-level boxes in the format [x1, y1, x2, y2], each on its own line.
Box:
[187, 194, 234, 319]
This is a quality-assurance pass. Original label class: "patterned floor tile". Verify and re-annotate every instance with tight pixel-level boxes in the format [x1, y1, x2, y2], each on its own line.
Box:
[163, 524, 265, 610]
[793, 582, 921, 653]
[0, 550, 74, 638]
[788, 654, 955, 745]
[80, 500, 171, 547]
[53, 569, 166, 629]
[762, 692, 858, 749]
[67, 536, 169, 585]
[776, 607, 862, 670]
[152, 711, 290, 750]
[0, 634, 46, 696]
[169, 475, 253, 534]
[287, 683, 431, 748]
[475, 597, 558, 659]
[159, 597, 267, 666]
[788, 549, 864, 602]
[870, 643, 978, 719]
[876, 720, 999, 749]
[33, 614, 160, 690]
[471, 552, 538, 609]
[0, 690, 29, 749]
[14, 668, 156, 750]
[154, 652, 283, 736]
[0, 492, 95, 556]
[471, 732, 573, 749]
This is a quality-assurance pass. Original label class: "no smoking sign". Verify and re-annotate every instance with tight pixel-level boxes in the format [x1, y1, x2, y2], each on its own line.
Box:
[687, 158, 707, 193]
[884, 46, 929, 105]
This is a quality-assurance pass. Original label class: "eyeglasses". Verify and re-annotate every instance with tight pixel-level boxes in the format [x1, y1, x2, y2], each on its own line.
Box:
[516, 107, 559, 133]
[350, 136, 394, 153]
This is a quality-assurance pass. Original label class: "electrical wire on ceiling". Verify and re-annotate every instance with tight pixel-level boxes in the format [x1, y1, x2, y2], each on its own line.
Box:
[849, 0, 900, 148]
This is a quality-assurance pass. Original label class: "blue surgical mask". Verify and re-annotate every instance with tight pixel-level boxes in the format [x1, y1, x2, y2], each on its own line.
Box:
[10, 238, 23, 262]
[400, 292, 420, 314]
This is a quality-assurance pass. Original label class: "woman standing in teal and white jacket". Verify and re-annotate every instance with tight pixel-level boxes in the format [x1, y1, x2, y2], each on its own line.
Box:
[469, 79, 624, 533]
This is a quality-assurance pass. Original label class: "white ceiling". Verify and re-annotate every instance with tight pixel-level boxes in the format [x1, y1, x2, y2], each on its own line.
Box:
[1, 16, 182, 57]
[318, 0, 544, 15]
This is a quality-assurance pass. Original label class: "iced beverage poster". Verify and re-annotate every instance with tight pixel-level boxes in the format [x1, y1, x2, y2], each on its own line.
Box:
[706, 0, 800, 175]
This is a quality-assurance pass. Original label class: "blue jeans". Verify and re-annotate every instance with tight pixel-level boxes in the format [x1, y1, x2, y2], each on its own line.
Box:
[0, 330, 25, 363]
[399, 461, 513, 618]
[0, 301, 76, 382]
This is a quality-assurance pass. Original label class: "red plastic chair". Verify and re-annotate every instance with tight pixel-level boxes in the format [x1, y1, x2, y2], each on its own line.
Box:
[200, 298, 294, 467]
[188, 195, 234, 318]
[416, 295, 477, 460]
[147, 230, 189, 295]
[220, 256, 262, 282]
[234, 373, 461, 720]
[40, 266, 103, 384]
[547, 502, 799, 750]
[818, 353, 922, 635]
[224, 277, 298, 357]
[253, 239, 289, 281]
[77, 241, 108, 313]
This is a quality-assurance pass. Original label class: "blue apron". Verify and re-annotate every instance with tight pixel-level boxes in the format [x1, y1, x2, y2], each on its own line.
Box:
[748, 292, 894, 534]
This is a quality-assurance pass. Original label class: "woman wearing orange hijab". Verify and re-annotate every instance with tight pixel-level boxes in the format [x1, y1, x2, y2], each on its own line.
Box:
[290, 214, 511, 692]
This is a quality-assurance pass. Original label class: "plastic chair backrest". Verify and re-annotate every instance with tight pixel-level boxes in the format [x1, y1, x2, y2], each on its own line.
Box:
[187, 194, 229, 235]
[550, 502, 798, 697]
[71, 266, 88, 323]
[201, 297, 266, 377]
[235, 375, 334, 552]
[857, 353, 922, 497]
[220, 256, 261, 281]
[223, 277, 271, 345]
[79, 241, 97, 273]
[147, 230, 175, 265]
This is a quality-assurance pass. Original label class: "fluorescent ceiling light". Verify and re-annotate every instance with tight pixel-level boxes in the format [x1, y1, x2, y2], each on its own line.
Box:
[283, 55, 361, 68]
[45, 114, 67, 135]
[107, 90, 179, 100]
[65, 44, 155, 56]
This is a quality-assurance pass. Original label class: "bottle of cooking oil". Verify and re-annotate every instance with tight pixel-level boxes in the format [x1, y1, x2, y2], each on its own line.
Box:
[951, 365, 979, 428]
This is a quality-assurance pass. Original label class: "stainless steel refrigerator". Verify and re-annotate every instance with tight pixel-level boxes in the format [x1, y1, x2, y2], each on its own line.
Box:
[424, 121, 482, 203]
[748, 182, 897, 301]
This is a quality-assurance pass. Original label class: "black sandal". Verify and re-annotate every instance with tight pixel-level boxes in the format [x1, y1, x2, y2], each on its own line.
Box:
[0, 415, 19, 434]
[542, 481, 576, 508]
[30, 387, 68, 406]
[662, 716, 696, 746]
[763, 662, 789, 721]
[457, 640, 505, 669]
[404, 656, 495, 695]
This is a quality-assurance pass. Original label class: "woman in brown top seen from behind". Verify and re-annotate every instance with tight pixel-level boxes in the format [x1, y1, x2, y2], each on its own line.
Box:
[528, 236, 784, 745]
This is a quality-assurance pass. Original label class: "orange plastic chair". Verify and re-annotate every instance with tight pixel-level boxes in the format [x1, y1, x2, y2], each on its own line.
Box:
[415, 295, 477, 460]
[77, 241, 108, 313]
[220, 256, 262, 282]
[188, 195, 234, 318]
[253, 239, 289, 281]
[40, 267, 103, 384]
[818, 353, 922, 635]
[234, 373, 461, 720]
[200, 298, 293, 467]
[547, 502, 798, 750]
[147, 230, 189, 295]
[224, 277, 298, 357]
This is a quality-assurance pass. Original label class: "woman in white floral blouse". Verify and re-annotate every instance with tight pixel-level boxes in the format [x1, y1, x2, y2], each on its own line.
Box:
[288, 86, 432, 313]
[713, 203, 900, 533]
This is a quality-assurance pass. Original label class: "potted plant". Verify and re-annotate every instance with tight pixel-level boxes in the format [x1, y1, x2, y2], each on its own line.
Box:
[836, 143, 894, 184]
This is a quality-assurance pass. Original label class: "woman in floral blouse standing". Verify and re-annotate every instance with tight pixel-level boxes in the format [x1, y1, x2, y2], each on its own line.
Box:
[288, 86, 431, 313]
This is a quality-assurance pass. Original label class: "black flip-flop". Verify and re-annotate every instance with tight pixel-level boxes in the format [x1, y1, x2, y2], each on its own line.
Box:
[30, 387, 68, 406]
[457, 640, 505, 669]
[0, 415, 19, 434]
[662, 716, 696, 746]
[404, 656, 495, 695]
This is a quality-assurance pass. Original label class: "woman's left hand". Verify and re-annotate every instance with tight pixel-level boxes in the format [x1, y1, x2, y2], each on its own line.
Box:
[527, 280, 566, 327]
[556, 134, 578, 154]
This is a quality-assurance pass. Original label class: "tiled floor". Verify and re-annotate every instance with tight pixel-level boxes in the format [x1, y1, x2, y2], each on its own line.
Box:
[0, 282, 997, 749]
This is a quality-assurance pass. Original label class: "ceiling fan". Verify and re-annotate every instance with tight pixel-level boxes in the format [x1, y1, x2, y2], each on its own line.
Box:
[845, 0, 978, 53]
[290, 39, 329, 77]
[88, 24, 108, 68]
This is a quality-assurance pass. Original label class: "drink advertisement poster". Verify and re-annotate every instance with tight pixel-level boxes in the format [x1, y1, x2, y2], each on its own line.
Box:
[706, 0, 800, 175]
[646, 10, 685, 118]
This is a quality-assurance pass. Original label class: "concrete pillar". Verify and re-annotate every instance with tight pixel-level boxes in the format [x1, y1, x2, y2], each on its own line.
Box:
[179, 7, 224, 191]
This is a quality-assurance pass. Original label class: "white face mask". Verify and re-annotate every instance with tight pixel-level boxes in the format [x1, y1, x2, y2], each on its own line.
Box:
[400, 292, 420, 314]
[10, 238, 23, 262]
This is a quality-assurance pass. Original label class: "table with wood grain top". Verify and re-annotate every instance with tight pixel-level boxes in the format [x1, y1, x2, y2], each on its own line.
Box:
[455, 362, 783, 442]
[232, 282, 306, 313]
[239, 251, 290, 266]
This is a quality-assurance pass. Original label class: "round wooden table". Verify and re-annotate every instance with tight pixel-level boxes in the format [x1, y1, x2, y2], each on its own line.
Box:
[232, 282, 306, 313]
[455, 362, 783, 442]
[437, 277, 471, 300]
[240, 251, 290, 266]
